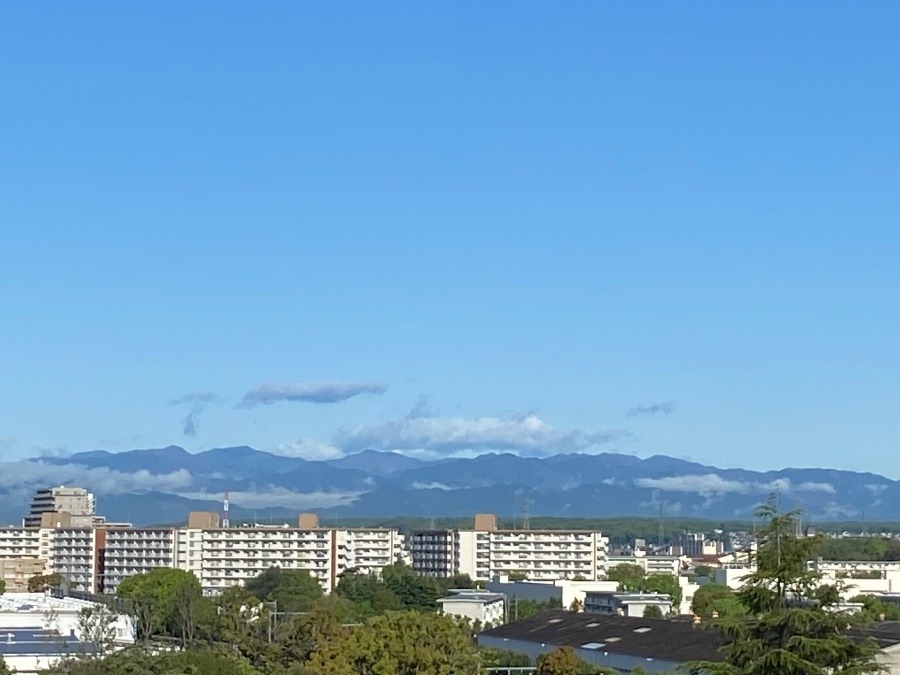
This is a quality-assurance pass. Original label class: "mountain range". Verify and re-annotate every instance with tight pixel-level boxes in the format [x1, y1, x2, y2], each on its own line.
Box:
[1, 445, 896, 526]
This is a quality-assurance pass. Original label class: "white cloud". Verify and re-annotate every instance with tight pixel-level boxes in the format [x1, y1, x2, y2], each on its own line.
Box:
[634, 474, 832, 497]
[411, 481, 454, 490]
[333, 412, 631, 457]
[0, 461, 193, 495]
[275, 438, 343, 461]
[865, 484, 889, 496]
[795, 482, 836, 494]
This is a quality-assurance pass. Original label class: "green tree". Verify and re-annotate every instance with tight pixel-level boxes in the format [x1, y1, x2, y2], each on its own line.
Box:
[0, 579, 5, 595]
[335, 570, 403, 619]
[643, 604, 663, 618]
[117, 567, 199, 640]
[535, 646, 615, 675]
[480, 647, 532, 668]
[28, 572, 63, 593]
[245, 567, 324, 613]
[636, 573, 682, 608]
[76, 605, 118, 659]
[0, 656, 10, 675]
[537, 646, 583, 675]
[852, 594, 900, 621]
[691, 583, 747, 619]
[307, 611, 479, 675]
[695, 565, 714, 579]
[381, 564, 445, 611]
[686, 497, 884, 675]
[605, 564, 645, 587]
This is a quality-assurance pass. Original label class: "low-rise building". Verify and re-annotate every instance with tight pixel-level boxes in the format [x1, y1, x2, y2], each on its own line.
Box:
[478, 611, 723, 672]
[486, 578, 619, 610]
[607, 554, 683, 577]
[0, 593, 134, 674]
[583, 591, 673, 617]
[478, 610, 900, 674]
[437, 590, 505, 626]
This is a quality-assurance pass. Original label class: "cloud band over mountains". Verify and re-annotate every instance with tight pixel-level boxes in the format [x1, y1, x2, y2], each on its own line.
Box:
[238, 381, 388, 408]
[333, 412, 632, 457]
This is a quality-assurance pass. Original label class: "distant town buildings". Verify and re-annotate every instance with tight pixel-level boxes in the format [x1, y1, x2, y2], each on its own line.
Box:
[0, 487, 406, 596]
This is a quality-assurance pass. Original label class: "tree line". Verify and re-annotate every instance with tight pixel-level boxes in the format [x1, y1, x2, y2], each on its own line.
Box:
[32, 563, 577, 675]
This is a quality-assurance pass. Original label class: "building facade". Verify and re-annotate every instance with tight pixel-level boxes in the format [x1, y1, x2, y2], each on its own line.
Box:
[0, 507, 405, 596]
[24, 487, 96, 528]
[411, 513, 609, 582]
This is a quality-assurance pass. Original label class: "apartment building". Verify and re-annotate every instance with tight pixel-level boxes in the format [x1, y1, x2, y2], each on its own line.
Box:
[411, 513, 610, 582]
[3, 488, 404, 595]
[0, 504, 406, 596]
[102, 527, 176, 594]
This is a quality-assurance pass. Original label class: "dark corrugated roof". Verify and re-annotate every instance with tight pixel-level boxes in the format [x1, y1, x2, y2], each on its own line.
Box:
[482, 612, 900, 664]
[480, 611, 725, 663]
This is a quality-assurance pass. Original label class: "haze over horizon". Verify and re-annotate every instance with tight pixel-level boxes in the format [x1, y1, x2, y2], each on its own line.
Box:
[3, 4, 900, 479]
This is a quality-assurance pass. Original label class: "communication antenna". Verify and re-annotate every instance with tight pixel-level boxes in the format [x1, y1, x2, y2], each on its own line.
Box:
[222, 490, 230, 528]
[658, 501, 665, 548]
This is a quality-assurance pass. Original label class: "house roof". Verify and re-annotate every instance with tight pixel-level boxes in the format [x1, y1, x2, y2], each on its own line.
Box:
[480, 611, 725, 663]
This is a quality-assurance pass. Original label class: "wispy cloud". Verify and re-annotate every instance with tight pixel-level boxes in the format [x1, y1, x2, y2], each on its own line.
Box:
[627, 401, 674, 418]
[238, 381, 387, 408]
[635, 473, 835, 496]
[333, 411, 631, 457]
[169, 392, 222, 437]
[0, 460, 193, 495]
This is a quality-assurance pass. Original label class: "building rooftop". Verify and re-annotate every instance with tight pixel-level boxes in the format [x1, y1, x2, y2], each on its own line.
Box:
[482, 611, 900, 664]
[0, 628, 97, 656]
[0, 593, 112, 614]
[438, 592, 506, 604]
[480, 610, 725, 663]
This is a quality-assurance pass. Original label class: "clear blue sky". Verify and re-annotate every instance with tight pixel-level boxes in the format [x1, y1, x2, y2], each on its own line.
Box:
[2, 3, 899, 475]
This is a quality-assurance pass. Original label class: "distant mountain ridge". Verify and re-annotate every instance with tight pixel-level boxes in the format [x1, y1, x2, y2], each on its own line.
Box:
[3, 445, 897, 526]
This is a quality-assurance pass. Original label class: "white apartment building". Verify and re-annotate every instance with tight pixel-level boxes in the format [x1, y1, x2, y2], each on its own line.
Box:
[40, 527, 98, 592]
[810, 559, 900, 599]
[0, 508, 406, 597]
[102, 528, 176, 594]
[411, 514, 609, 582]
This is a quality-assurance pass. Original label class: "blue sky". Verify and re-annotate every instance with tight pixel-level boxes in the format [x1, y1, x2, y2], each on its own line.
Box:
[2, 3, 899, 475]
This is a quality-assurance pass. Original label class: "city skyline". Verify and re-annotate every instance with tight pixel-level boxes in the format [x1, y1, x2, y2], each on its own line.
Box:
[3, 3, 900, 477]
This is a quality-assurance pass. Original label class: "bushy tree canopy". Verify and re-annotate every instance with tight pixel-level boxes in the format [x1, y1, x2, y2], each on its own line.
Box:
[686, 497, 884, 675]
